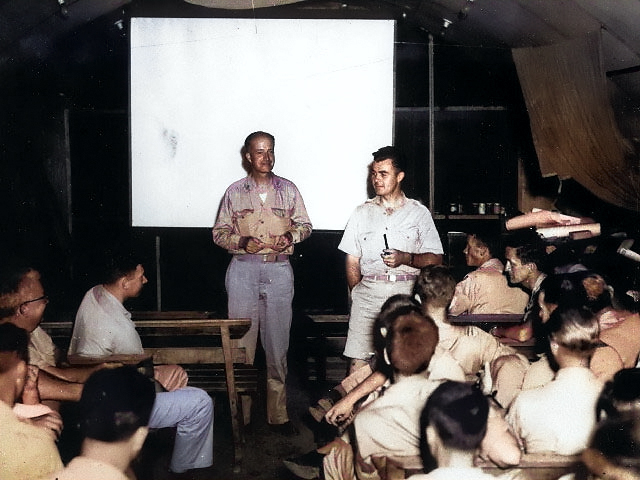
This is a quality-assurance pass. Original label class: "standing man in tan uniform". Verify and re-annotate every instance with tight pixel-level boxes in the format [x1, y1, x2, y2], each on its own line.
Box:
[213, 131, 312, 434]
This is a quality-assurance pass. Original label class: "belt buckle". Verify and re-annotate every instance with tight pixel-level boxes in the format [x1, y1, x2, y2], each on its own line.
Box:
[388, 274, 396, 282]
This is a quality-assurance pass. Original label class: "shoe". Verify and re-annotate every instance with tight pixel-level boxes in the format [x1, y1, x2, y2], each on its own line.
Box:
[270, 421, 299, 437]
[283, 450, 323, 479]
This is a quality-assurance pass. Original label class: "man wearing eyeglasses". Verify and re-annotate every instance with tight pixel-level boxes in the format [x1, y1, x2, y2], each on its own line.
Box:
[0, 264, 107, 407]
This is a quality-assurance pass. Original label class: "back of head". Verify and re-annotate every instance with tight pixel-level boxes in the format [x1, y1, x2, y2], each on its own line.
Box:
[80, 366, 156, 442]
[102, 248, 139, 285]
[597, 368, 640, 420]
[374, 297, 438, 377]
[0, 323, 29, 373]
[420, 381, 489, 452]
[414, 265, 456, 310]
[468, 230, 500, 259]
[586, 414, 640, 479]
[545, 305, 599, 357]
[540, 272, 588, 308]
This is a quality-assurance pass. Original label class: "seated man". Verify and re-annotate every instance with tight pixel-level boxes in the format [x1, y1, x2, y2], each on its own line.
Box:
[410, 380, 496, 480]
[449, 231, 529, 316]
[507, 306, 604, 455]
[67, 250, 215, 475]
[42, 366, 156, 480]
[0, 322, 63, 480]
[0, 261, 214, 476]
[415, 265, 529, 410]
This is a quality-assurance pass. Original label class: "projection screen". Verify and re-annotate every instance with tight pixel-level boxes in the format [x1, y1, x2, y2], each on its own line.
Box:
[130, 18, 395, 230]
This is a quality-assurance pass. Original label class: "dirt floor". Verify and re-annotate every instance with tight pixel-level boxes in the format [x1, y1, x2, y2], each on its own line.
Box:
[132, 345, 344, 480]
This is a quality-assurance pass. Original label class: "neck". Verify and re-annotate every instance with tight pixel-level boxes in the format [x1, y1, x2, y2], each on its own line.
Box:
[81, 438, 135, 473]
[251, 171, 272, 185]
[556, 351, 589, 369]
[380, 189, 404, 205]
[523, 271, 543, 291]
[424, 305, 448, 326]
[435, 447, 476, 469]
[102, 283, 126, 305]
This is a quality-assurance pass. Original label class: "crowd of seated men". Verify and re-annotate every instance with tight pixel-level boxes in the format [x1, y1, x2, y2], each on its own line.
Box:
[292, 224, 640, 480]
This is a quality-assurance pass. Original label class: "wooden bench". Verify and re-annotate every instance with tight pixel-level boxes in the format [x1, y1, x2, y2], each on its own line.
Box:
[478, 452, 584, 480]
[40, 312, 254, 470]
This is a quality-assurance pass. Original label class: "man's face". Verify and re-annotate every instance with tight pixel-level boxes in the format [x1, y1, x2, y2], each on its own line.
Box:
[370, 159, 404, 198]
[124, 264, 148, 299]
[504, 247, 531, 285]
[245, 135, 275, 175]
[463, 235, 486, 267]
[14, 271, 48, 333]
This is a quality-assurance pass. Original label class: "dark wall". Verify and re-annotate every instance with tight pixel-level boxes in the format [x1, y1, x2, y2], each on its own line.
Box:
[4, 6, 636, 317]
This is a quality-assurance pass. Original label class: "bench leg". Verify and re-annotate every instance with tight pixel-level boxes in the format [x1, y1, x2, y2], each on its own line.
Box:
[220, 325, 243, 471]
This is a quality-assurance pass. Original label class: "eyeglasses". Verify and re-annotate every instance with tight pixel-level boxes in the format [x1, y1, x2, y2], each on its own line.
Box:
[20, 295, 49, 307]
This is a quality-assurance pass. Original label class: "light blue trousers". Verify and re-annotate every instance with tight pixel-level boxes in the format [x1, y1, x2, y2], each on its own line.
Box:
[226, 256, 294, 424]
[149, 387, 214, 473]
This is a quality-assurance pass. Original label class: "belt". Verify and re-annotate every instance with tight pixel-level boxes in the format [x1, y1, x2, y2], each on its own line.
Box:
[235, 254, 289, 263]
[363, 274, 417, 282]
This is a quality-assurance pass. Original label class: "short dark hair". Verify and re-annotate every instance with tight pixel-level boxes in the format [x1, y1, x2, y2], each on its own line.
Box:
[420, 381, 489, 455]
[588, 415, 640, 476]
[102, 249, 140, 285]
[370, 146, 405, 172]
[468, 231, 499, 259]
[244, 131, 275, 150]
[0, 323, 30, 369]
[597, 368, 640, 421]
[414, 265, 456, 309]
[79, 366, 156, 442]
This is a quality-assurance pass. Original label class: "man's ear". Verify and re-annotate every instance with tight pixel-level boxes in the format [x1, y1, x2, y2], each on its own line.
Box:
[397, 170, 405, 183]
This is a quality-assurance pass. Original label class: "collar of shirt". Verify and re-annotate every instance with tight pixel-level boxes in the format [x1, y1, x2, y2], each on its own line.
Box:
[242, 174, 282, 192]
[368, 193, 408, 214]
[477, 258, 504, 273]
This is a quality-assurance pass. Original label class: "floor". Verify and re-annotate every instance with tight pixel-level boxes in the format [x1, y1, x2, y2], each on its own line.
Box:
[132, 343, 346, 480]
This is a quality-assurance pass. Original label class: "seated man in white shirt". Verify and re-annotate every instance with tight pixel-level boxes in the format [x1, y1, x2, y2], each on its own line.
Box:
[507, 306, 604, 456]
[68, 250, 215, 476]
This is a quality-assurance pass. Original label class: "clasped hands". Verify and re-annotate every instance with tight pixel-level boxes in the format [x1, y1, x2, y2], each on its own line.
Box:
[241, 232, 293, 254]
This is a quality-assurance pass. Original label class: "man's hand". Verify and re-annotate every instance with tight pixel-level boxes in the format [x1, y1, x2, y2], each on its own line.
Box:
[21, 365, 41, 405]
[272, 233, 293, 252]
[325, 398, 355, 426]
[24, 411, 64, 441]
[239, 236, 267, 254]
[380, 249, 410, 269]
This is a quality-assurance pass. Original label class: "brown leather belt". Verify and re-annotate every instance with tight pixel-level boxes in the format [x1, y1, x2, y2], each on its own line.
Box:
[235, 254, 289, 263]
[362, 274, 417, 282]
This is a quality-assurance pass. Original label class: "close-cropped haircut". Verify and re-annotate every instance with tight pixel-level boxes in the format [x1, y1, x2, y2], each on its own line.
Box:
[539, 273, 587, 308]
[373, 295, 438, 378]
[79, 366, 156, 442]
[101, 249, 140, 285]
[244, 131, 275, 150]
[0, 262, 35, 319]
[370, 146, 405, 173]
[544, 306, 599, 357]
[413, 265, 456, 309]
[468, 231, 499, 259]
[0, 323, 30, 371]
[420, 381, 489, 453]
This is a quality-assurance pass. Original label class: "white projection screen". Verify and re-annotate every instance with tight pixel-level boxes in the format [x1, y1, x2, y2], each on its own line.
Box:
[130, 17, 395, 230]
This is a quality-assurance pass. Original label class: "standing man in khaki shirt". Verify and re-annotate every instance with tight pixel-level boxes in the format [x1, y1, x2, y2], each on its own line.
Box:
[213, 131, 311, 434]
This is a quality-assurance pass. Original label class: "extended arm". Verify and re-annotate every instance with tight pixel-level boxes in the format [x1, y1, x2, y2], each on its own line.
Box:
[325, 370, 388, 426]
[381, 250, 443, 269]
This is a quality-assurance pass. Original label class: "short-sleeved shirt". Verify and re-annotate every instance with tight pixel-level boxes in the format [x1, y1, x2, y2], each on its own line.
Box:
[68, 285, 144, 357]
[338, 194, 443, 276]
[212, 174, 311, 254]
[449, 258, 529, 315]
